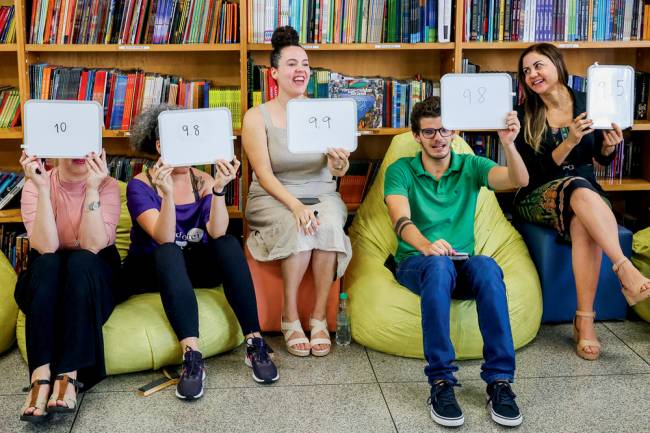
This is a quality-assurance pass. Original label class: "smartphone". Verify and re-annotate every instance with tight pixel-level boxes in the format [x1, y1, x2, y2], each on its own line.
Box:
[298, 197, 321, 205]
[450, 252, 469, 261]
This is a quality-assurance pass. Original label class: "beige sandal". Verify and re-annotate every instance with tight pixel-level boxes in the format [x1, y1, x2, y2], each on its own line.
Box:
[47, 374, 83, 413]
[572, 311, 601, 361]
[309, 318, 331, 357]
[20, 379, 50, 423]
[612, 257, 650, 306]
[281, 319, 310, 357]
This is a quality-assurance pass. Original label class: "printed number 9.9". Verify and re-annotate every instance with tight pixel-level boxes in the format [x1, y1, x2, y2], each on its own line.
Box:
[182, 125, 200, 136]
[54, 122, 67, 134]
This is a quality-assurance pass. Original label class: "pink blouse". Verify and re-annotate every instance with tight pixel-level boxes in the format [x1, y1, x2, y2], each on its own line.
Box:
[21, 168, 121, 249]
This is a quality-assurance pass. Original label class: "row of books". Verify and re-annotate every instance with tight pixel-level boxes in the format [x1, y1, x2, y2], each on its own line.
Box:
[0, 87, 20, 128]
[0, 225, 28, 273]
[463, 0, 647, 43]
[107, 155, 242, 207]
[595, 138, 643, 180]
[249, 59, 440, 128]
[29, 64, 242, 130]
[337, 158, 382, 204]
[0, 5, 15, 43]
[249, 0, 453, 44]
[461, 133, 506, 165]
[592, 0, 647, 41]
[0, 172, 25, 210]
[29, 0, 240, 44]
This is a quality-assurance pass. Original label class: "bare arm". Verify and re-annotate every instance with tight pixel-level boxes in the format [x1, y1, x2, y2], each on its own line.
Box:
[551, 112, 594, 166]
[489, 111, 529, 190]
[79, 151, 110, 253]
[20, 153, 58, 254]
[385, 194, 455, 256]
[205, 158, 241, 238]
[135, 161, 176, 245]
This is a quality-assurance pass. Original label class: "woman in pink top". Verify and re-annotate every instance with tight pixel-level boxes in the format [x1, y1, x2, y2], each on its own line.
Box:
[15, 150, 121, 424]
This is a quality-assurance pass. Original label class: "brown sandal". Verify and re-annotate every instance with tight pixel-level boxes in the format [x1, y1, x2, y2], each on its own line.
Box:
[612, 257, 650, 306]
[573, 311, 601, 361]
[47, 374, 83, 414]
[19, 379, 51, 423]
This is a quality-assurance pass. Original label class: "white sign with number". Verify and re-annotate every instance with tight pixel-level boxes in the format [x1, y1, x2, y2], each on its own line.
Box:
[24, 100, 103, 158]
[287, 98, 358, 153]
[158, 108, 234, 167]
[587, 64, 634, 129]
[440, 73, 513, 130]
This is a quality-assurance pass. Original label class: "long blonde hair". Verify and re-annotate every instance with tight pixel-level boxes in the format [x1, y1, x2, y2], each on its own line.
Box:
[517, 43, 570, 152]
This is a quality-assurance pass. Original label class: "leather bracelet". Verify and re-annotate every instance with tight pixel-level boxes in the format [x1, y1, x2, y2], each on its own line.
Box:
[212, 186, 226, 196]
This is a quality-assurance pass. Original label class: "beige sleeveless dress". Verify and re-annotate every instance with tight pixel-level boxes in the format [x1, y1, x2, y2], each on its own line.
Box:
[245, 103, 352, 278]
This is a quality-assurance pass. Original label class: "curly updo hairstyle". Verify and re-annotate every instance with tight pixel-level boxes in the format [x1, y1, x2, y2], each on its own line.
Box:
[129, 103, 181, 155]
[270, 26, 301, 68]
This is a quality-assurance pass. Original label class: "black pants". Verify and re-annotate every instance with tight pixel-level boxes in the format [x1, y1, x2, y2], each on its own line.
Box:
[121, 235, 261, 340]
[14, 246, 121, 390]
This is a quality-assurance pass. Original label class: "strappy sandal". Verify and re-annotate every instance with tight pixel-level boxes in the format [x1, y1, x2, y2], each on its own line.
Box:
[572, 311, 601, 361]
[20, 379, 50, 423]
[281, 319, 310, 357]
[47, 374, 83, 414]
[309, 317, 331, 357]
[612, 257, 650, 306]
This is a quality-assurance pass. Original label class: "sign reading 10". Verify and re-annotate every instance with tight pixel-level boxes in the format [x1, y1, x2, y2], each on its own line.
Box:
[54, 122, 67, 134]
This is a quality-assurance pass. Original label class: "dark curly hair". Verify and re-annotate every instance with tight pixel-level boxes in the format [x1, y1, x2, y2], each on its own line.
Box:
[129, 103, 181, 155]
[410, 96, 441, 134]
[270, 26, 301, 68]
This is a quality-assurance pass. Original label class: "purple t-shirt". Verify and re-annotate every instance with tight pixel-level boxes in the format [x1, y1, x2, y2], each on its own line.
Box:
[126, 179, 213, 256]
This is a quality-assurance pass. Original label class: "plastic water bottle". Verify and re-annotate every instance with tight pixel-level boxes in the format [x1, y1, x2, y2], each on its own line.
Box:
[336, 292, 351, 346]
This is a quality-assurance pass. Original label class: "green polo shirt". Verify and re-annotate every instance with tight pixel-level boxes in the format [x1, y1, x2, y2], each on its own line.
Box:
[384, 151, 497, 264]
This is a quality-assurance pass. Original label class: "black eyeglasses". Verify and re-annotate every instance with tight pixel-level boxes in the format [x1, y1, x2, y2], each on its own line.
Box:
[419, 127, 452, 139]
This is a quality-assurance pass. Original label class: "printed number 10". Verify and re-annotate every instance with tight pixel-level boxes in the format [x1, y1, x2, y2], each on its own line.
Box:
[54, 122, 67, 133]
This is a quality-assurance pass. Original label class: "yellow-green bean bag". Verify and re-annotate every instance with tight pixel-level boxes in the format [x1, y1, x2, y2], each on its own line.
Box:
[346, 133, 543, 359]
[0, 252, 18, 354]
[632, 227, 650, 322]
[16, 181, 243, 374]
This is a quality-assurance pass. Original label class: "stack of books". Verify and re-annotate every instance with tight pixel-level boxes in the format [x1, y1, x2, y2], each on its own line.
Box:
[29, 64, 242, 130]
[0, 86, 20, 128]
[0, 5, 15, 43]
[0, 171, 25, 210]
[29, 0, 239, 44]
[592, 0, 647, 41]
[248, 0, 453, 44]
[0, 226, 28, 273]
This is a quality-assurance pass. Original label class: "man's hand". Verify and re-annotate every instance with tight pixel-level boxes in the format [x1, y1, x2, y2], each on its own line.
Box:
[419, 239, 456, 256]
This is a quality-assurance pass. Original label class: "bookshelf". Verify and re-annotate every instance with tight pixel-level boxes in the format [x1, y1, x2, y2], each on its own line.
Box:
[0, 0, 646, 231]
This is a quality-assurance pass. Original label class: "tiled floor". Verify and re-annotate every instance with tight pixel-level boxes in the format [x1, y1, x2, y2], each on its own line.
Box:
[1, 321, 649, 433]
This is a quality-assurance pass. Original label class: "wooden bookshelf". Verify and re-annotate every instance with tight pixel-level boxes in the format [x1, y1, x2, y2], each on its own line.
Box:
[0, 208, 21, 223]
[25, 44, 242, 52]
[0, 127, 21, 139]
[248, 42, 455, 51]
[0, 44, 17, 51]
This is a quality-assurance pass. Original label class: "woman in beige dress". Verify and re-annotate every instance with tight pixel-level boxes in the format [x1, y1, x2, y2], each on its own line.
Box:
[242, 26, 352, 357]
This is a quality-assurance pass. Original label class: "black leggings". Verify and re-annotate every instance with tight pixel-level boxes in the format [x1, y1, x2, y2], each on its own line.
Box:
[121, 235, 261, 340]
[14, 246, 120, 389]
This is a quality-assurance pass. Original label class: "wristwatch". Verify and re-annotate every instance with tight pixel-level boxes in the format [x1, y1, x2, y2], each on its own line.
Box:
[212, 186, 226, 196]
[87, 200, 101, 211]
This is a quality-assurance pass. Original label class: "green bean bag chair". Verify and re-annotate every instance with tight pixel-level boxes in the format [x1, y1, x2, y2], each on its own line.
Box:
[632, 227, 650, 322]
[16, 181, 243, 374]
[346, 133, 543, 359]
[0, 252, 18, 354]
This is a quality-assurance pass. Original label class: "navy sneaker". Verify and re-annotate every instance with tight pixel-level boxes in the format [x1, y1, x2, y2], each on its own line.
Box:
[487, 381, 522, 427]
[245, 337, 279, 384]
[428, 381, 464, 427]
[176, 347, 206, 400]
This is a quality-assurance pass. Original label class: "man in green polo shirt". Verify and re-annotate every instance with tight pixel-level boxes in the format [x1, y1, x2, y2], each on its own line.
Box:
[384, 96, 529, 428]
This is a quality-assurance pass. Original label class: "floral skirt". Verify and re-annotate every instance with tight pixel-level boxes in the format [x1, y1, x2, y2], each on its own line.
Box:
[515, 177, 609, 242]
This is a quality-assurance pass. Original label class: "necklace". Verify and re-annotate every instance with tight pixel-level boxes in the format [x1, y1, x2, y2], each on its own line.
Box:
[55, 170, 85, 248]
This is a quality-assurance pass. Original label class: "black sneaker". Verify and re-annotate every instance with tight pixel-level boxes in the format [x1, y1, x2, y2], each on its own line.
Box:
[245, 337, 279, 384]
[487, 381, 523, 427]
[428, 381, 464, 427]
[176, 347, 206, 400]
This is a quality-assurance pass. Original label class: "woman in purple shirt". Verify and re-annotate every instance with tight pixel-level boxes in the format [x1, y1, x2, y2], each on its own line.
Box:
[121, 104, 278, 400]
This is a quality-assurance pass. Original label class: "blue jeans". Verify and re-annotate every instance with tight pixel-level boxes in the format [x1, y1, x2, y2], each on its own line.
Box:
[396, 254, 515, 385]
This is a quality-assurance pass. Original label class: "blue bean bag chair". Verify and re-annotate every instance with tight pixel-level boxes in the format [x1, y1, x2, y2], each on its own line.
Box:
[16, 181, 243, 374]
[345, 132, 543, 359]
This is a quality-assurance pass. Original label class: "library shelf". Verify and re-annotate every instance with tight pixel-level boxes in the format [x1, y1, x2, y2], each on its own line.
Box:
[0, 127, 22, 139]
[0, 43, 17, 52]
[0, 208, 21, 223]
[247, 42, 455, 51]
[599, 178, 650, 192]
[632, 121, 650, 131]
[461, 41, 650, 50]
[25, 44, 242, 53]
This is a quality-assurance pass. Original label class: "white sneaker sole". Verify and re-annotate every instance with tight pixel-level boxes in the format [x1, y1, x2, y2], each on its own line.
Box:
[245, 356, 279, 384]
[175, 371, 206, 400]
[430, 405, 464, 427]
[488, 401, 523, 427]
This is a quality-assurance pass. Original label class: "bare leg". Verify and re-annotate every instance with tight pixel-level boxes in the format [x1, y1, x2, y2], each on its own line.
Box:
[180, 337, 199, 352]
[23, 364, 51, 416]
[281, 251, 312, 352]
[570, 216, 602, 355]
[48, 370, 79, 409]
[310, 249, 337, 351]
[570, 188, 650, 297]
